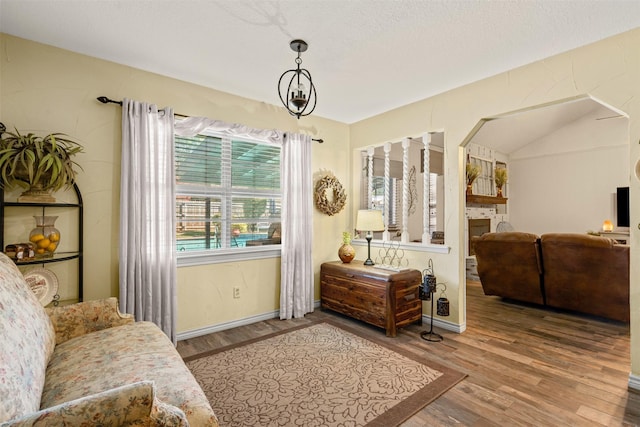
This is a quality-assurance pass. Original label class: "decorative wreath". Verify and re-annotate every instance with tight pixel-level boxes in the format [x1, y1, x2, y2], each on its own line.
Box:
[314, 174, 347, 216]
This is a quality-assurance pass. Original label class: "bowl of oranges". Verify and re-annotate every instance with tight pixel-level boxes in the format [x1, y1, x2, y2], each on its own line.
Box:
[29, 216, 61, 257]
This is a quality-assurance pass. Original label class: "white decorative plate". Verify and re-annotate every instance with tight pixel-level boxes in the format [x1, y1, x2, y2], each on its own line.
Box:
[24, 268, 59, 306]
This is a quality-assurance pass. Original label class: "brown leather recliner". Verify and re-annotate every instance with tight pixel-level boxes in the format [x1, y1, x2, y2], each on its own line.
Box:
[473, 232, 545, 305]
[540, 233, 629, 322]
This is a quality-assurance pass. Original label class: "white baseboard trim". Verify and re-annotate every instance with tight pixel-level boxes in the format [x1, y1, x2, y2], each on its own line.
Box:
[628, 373, 640, 391]
[176, 301, 466, 341]
[177, 299, 322, 341]
[177, 310, 279, 341]
[421, 314, 466, 334]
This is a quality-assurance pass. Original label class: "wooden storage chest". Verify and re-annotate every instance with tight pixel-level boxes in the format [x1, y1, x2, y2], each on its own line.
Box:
[320, 261, 422, 337]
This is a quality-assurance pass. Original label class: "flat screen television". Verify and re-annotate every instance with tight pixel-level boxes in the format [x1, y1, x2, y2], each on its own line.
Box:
[617, 186, 630, 227]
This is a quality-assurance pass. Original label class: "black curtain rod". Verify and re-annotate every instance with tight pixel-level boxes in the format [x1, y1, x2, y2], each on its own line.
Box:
[97, 96, 187, 118]
[97, 96, 323, 143]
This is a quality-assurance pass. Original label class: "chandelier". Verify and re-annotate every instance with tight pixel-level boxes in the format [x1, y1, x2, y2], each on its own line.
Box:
[278, 39, 317, 119]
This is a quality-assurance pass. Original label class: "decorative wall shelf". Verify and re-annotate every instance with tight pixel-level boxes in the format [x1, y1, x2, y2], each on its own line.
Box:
[466, 195, 508, 205]
[1, 184, 83, 304]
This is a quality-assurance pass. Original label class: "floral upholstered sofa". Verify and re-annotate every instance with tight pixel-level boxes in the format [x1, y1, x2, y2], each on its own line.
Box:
[0, 252, 218, 426]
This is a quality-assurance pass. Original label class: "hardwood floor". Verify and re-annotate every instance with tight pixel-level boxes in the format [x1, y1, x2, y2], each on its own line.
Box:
[177, 280, 639, 426]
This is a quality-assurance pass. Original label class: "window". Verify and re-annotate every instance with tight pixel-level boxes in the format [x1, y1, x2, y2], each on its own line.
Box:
[468, 155, 493, 196]
[175, 131, 281, 257]
[370, 175, 400, 231]
[428, 172, 438, 235]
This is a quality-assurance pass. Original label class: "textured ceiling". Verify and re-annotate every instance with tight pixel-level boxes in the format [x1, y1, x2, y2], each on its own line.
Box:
[469, 97, 626, 154]
[1, 1, 639, 124]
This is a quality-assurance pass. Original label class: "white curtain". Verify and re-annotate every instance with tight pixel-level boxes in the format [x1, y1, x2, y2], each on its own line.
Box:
[120, 99, 177, 344]
[280, 132, 314, 319]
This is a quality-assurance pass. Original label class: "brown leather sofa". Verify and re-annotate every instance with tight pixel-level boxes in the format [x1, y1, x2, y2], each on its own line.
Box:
[472, 232, 629, 322]
[473, 232, 544, 305]
[540, 233, 629, 322]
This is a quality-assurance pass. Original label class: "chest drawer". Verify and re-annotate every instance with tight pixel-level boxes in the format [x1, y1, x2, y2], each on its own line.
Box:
[321, 273, 386, 324]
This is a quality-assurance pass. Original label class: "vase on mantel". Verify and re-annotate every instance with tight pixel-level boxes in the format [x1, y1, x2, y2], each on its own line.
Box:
[338, 232, 355, 263]
[466, 163, 480, 196]
[496, 187, 504, 197]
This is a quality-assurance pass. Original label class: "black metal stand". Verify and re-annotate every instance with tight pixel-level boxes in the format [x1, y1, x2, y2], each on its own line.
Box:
[419, 259, 444, 342]
[420, 288, 443, 342]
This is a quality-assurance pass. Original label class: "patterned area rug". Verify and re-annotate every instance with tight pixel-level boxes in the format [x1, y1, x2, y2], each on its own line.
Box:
[185, 321, 466, 426]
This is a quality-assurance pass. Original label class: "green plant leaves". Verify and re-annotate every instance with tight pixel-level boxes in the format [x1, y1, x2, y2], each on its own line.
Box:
[0, 128, 83, 192]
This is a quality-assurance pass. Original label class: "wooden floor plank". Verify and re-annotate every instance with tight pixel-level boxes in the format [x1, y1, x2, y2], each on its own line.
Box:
[177, 279, 640, 426]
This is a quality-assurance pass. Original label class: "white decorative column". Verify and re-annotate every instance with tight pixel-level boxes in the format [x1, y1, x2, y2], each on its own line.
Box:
[401, 138, 410, 243]
[367, 147, 374, 209]
[383, 142, 391, 241]
[360, 150, 368, 208]
[422, 133, 431, 244]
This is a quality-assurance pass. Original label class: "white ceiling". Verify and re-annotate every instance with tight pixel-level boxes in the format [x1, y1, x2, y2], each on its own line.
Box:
[1, 1, 639, 124]
[469, 97, 626, 154]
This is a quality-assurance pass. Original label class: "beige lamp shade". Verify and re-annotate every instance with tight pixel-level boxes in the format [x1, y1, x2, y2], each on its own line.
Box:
[602, 219, 613, 232]
[356, 209, 385, 233]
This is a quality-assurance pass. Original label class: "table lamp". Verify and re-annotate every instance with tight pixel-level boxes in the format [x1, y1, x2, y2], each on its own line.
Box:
[356, 209, 385, 265]
[602, 219, 613, 232]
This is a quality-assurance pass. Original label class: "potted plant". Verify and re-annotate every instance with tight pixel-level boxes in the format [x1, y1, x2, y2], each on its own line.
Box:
[466, 163, 481, 195]
[494, 167, 507, 197]
[0, 127, 83, 202]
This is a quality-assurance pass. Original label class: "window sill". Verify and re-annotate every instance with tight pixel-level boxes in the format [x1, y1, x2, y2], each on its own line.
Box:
[177, 245, 281, 267]
[352, 239, 451, 254]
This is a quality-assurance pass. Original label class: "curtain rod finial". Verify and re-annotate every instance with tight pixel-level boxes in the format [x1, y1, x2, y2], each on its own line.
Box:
[97, 96, 122, 105]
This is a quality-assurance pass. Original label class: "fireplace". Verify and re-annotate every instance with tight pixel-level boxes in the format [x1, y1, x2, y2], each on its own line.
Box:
[468, 218, 490, 255]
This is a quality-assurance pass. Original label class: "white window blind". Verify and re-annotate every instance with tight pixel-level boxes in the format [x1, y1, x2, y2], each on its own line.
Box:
[175, 132, 281, 253]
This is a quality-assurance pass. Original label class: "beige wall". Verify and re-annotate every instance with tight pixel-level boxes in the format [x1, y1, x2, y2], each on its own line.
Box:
[509, 110, 628, 235]
[2, 28, 640, 375]
[0, 34, 350, 334]
[350, 28, 640, 373]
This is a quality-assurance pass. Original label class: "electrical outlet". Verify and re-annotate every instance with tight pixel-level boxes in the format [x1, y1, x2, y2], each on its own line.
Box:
[233, 286, 240, 299]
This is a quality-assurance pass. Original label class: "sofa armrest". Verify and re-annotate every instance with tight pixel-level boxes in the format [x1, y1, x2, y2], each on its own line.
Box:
[46, 297, 134, 345]
[5, 381, 188, 426]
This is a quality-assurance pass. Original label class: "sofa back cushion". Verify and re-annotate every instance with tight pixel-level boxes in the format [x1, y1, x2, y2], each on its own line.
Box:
[473, 232, 545, 305]
[0, 252, 56, 423]
[540, 233, 629, 322]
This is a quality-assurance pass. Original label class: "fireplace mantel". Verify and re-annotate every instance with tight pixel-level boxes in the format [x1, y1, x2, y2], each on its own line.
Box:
[466, 195, 508, 205]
